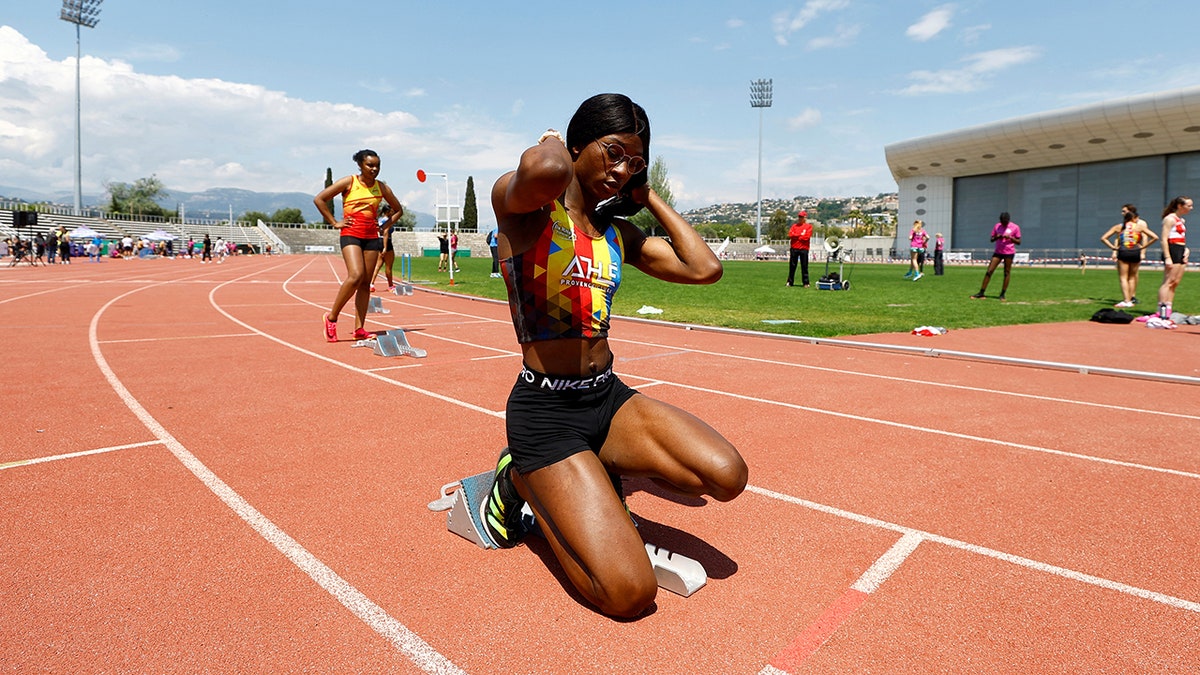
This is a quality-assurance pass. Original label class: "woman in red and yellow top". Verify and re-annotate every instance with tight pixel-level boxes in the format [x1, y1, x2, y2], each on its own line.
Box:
[314, 149, 404, 342]
[484, 93, 747, 618]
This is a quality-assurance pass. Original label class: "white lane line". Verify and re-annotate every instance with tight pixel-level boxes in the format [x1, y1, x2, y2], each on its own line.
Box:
[611, 336, 1200, 421]
[221, 273, 504, 418]
[99, 333, 256, 344]
[747, 484, 1200, 614]
[343, 289, 1200, 421]
[250, 264, 1200, 615]
[666, 379, 1200, 481]
[851, 532, 923, 594]
[89, 281, 465, 674]
[0, 440, 163, 471]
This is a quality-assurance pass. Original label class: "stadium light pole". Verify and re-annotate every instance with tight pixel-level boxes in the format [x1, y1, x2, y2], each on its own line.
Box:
[60, 0, 103, 216]
[750, 78, 772, 244]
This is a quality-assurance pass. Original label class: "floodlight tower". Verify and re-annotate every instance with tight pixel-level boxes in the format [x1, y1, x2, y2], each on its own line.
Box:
[60, 0, 103, 216]
[750, 78, 773, 243]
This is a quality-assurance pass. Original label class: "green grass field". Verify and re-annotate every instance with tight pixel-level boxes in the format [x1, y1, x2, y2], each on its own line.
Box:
[392, 254, 1197, 338]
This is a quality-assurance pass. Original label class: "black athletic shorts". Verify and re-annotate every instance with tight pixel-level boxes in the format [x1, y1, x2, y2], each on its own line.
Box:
[1116, 248, 1142, 264]
[992, 253, 1015, 262]
[505, 363, 638, 475]
[1167, 243, 1186, 264]
[340, 235, 383, 251]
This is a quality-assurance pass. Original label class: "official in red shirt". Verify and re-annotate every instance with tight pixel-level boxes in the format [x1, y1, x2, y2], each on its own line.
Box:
[787, 210, 813, 287]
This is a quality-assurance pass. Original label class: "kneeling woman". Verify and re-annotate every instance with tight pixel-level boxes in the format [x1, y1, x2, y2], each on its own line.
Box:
[485, 93, 748, 617]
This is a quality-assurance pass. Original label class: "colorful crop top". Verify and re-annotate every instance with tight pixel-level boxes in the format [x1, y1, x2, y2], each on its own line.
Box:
[1118, 222, 1142, 249]
[501, 200, 624, 343]
[341, 175, 383, 239]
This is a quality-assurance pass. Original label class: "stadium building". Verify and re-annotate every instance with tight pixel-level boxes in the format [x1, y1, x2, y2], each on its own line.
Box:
[885, 86, 1200, 258]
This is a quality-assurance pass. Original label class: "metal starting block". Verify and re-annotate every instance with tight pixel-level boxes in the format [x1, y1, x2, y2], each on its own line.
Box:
[367, 296, 390, 314]
[350, 329, 427, 358]
[428, 468, 708, 597]
[391, 283, 414, 296]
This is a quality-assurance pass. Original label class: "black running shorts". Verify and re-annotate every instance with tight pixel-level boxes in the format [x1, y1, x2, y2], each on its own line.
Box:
[340, 235, 383, 251]
[1116, 248, 1142, 264]
[505, 364, 638, 474]
[1167, 243, 1186, 264]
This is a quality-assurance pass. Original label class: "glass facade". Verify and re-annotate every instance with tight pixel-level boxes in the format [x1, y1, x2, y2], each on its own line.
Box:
[953, 151, 1199, 249]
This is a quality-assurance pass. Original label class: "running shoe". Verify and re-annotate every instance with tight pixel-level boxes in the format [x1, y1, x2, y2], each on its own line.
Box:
[1114, 300, 1133, 308]
[481, 448, 528, 548]
[912, 272, 923, 281]
[323, 313, 338, 342]
[370, 284, 376, 293]
[352, 327, 372, 341]
[387, 284, 396, 292]
[970, 292, 985, 299]
[903, 270, 913, 278]
[1131, 296, 1139, 305]
[998, 294, 1007, 302]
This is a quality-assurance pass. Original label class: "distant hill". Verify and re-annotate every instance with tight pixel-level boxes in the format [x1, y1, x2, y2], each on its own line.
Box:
[0, 184, 437, 230]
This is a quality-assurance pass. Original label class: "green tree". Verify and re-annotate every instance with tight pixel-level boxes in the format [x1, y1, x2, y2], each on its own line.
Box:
[323, 167, 335, 225]
[630, 157, 674, 236]
[106, 175, 169, 217]
[270, 207, 305, 224]
[242, 210, 270, 224]
[461, 176, 478, 232]
[396, 206, 417, 231]
[766, 208, 790, 241]
[815, 199, 846, 224]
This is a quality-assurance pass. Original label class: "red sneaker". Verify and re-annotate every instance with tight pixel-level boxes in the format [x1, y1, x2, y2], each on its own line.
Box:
[352, 327, 372, 341]
[370, 284, 376, 293]
[323, 314, 338, 342]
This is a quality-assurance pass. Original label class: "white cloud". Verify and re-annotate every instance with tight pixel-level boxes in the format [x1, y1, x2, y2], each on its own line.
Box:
[772, 0, 850, 46]
[807, 24, 860, 50]
[726, 18, 745, 29]
[0, 25, 532, 212]
[898, 46, 1042, 95]
[119, 44, 182, 63]
[959, 23, 990, 45]
[787, 108, 822, 130]
[907, 5, 955, 42]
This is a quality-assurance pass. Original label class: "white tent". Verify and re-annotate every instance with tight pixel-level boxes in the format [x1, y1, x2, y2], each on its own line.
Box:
[69, 226, 100, 239]
[144, 229, 176, 241]
[753, 245, 776, 254]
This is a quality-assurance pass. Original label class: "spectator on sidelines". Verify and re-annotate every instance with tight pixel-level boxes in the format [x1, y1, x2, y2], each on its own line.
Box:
[905, 219, 928, 280]
[786, 210, 812, 287]
[1157, 195, 1192, 321]
[1100, 204, 1157, 308]
[933, 232, 945, 275]
[970, 212, 1021, 301]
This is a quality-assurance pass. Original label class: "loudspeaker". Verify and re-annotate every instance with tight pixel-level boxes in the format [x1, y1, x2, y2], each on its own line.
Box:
[14, 211, 38, 228]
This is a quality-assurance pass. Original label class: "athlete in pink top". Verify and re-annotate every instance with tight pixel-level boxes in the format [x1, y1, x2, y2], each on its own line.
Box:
[971, 212, 1021, 300]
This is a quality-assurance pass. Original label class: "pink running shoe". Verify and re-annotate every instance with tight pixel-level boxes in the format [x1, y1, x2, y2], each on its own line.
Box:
[370, 284, 376, 293]
[352, 327, 372, 341]
[323, 314, 338, 342]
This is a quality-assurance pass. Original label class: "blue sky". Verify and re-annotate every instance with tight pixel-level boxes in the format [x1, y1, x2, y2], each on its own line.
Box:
[2, 1, 1198, 226]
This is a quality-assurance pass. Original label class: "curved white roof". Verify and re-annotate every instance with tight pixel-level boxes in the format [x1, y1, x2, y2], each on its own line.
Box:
[885, 86, 1200, 181]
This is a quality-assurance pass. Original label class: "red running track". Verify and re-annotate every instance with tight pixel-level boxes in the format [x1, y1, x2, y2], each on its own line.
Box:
[2, 255, 1198, 673]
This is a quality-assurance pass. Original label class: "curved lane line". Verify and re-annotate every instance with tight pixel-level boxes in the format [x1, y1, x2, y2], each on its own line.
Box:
[88, 276, 466, 675]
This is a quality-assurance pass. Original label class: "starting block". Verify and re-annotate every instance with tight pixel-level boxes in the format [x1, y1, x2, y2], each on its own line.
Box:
[428, 466, 708, 597]
[391, 283, 414, 296]
[351, 328, 427, 358]
[368, 296, 390, 314]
